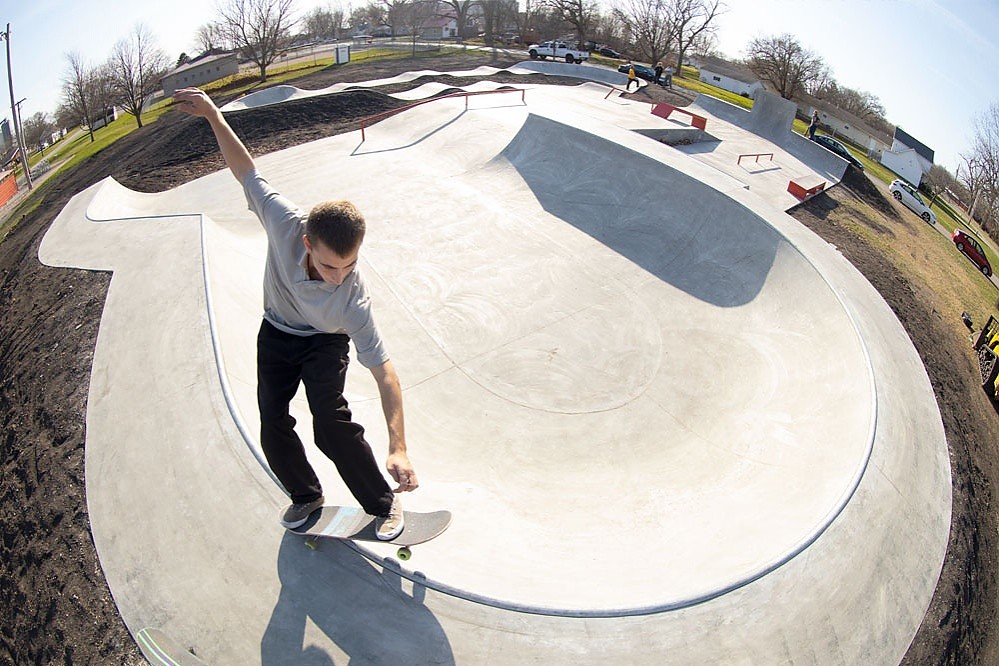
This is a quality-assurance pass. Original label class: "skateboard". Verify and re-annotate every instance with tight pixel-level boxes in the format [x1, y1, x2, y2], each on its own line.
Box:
[288, 505, 451, 561]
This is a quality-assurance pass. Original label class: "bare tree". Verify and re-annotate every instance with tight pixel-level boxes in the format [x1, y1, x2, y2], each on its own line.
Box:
[216, 0, 298, 81]
[542, 0, 597, 45]
[538, 8, 569, 41]
[745, 33, 827, 100]
[91, 61, 120, 126]
[439, 0, 479, 42]
[61, 52, 98, 142]
[685, 26, 717, 60]
[590, 12, 626, 50]
[54, 104, 78, 133]
[668, 0, 721, 73]
[351, 2, 388, 33]
[480, 0, 518, 52]
[963, 102, 999, 236]
[380, 0, 410, 36]
[613, 0, 675, 66]
[813, 80, 887, 123]
[303, 4, 347, 39]
[510, 0, 539, 44]
[397, 0, 438, 53]
[195, 22, 231, 53]
[22, 112, 55, 154]
[109, 24, 169, 129]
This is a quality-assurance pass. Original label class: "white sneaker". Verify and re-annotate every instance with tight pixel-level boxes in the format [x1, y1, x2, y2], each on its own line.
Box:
[375, 495, 405, 541]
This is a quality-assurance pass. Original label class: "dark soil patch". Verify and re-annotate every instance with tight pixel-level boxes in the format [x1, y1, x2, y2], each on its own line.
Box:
[1, 51, 996, 665]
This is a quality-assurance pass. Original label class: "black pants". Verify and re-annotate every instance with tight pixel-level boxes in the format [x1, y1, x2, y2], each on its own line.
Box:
[256, 320, 394, 517]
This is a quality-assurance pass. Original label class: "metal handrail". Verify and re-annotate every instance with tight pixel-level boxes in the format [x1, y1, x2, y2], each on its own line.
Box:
[359, 87, 526, 141]
[737, 152, 774, 165]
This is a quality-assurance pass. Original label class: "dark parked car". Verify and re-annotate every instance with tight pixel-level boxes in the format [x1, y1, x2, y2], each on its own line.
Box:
[617, 63, 657, 82]
[952, 229, 993, 276]
[599, 46, 622, 58]
[811, 134, 864, 170]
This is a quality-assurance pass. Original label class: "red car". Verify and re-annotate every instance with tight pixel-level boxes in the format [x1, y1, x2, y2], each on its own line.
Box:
[952, 229, 993, 277]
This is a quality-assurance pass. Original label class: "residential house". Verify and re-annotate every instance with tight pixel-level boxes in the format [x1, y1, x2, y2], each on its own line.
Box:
[693, 55, 764, 99]
[880, 127, 935, 186]
[421, 15, 458, 39]
[161, 53, 239, 97]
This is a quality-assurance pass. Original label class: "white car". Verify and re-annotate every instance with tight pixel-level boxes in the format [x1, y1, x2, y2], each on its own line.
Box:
[889, 179, 937, 224]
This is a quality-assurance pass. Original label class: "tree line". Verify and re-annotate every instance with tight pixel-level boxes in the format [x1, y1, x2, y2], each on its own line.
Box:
[191, 0, 724, 78]
[56, 24, 169, 146]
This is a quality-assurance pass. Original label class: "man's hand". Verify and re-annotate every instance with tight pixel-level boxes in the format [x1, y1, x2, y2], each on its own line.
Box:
[387, 451, 418, 493]
[173, 88, 220, 119]
[172, 87, 254, 182]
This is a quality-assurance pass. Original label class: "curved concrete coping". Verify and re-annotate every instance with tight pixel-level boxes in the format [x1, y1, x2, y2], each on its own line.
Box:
[219, 61, 625, 111]
[182, 95, 879, 615]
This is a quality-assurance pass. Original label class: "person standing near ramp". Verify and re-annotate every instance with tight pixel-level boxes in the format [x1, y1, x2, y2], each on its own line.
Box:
[626, 63, 639, 91]
[172, 87, 418, 540]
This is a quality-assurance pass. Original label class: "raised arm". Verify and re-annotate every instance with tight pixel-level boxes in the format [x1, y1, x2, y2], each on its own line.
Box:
[173, 88, 255, 183]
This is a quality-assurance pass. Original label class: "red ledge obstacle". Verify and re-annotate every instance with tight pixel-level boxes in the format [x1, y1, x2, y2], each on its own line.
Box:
[788, 176, 826, 200]
[651, 103, 707, 131]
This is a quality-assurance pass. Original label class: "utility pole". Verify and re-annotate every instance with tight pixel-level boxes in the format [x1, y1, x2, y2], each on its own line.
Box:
[2, 23, 32, 190]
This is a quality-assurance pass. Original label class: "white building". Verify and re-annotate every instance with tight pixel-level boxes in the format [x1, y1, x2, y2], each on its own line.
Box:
[695, 56, 764, 99]
[421, 15, 458, 39]
[880, 127, 934, 186]
[161, 53, 239, 97]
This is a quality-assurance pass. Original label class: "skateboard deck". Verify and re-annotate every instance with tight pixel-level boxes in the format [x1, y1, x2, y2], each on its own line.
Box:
[288, 505, 451, 560]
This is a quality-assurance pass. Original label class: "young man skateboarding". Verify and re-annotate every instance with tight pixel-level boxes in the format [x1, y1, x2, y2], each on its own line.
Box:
[173, 87, 417, 540]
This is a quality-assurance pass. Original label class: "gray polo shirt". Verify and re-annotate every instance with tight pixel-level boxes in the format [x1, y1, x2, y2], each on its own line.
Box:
[243, 169, 389, 369]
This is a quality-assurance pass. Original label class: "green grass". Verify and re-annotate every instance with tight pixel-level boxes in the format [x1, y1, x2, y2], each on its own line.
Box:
[674, 71, 753, 109]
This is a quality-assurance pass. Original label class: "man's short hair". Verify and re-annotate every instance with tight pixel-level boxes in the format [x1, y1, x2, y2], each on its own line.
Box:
[306, 200, 366, 256]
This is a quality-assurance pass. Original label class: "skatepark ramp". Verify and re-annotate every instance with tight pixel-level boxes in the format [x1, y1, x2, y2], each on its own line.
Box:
[38, 82, 949, 664]
[690, 91, 849, 182]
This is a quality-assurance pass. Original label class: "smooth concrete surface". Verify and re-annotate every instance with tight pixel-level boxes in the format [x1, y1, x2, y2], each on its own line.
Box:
[38, 79, 950, 663]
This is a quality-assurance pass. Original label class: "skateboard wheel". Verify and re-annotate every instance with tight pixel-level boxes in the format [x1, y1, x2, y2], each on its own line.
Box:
[305, 539, 317, 551]
[397, 547, 412, 561]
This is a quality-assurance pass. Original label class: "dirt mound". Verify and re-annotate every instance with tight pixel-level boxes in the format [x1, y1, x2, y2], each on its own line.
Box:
[840, 165, 901, 221]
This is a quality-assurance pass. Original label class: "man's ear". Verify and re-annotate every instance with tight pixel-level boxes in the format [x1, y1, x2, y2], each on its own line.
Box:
[302, 235, 313, 253]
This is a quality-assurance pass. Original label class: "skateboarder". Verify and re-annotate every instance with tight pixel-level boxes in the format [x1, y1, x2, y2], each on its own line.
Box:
[173, 87, 417, 540]
[626, 63, 638, 91]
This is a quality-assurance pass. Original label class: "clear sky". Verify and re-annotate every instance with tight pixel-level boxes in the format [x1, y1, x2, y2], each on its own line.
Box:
[2, 0, 997, 172]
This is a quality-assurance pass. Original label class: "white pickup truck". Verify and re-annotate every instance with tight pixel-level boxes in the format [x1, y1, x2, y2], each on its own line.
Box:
[527, 41, 590, 64]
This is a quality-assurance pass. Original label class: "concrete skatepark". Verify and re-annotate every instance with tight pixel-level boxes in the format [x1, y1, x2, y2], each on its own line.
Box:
[38, 65, 950, 664]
